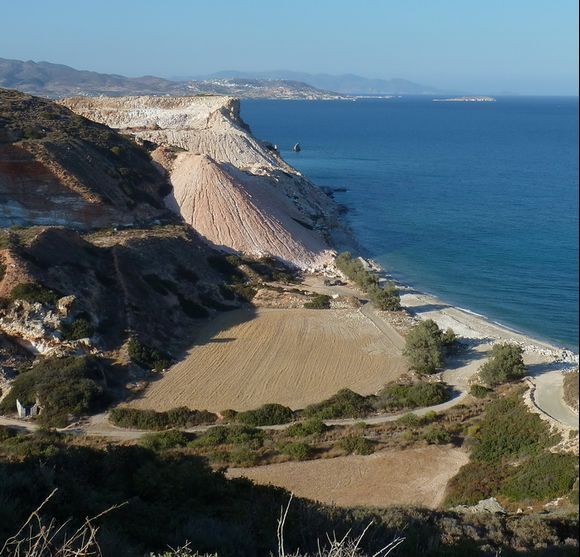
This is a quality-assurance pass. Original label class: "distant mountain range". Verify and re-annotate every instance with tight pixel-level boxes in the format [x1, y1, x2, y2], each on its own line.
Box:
[188, 70, 440, 95]
[0, 57, 441, 99]
[0, 57, 347, 99]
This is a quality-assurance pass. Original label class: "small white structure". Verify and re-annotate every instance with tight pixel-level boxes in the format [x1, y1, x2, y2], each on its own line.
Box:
[16, 398, 40, 418]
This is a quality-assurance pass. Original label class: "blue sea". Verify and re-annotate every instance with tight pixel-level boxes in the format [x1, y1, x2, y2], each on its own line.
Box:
[241, 97, 579, 351]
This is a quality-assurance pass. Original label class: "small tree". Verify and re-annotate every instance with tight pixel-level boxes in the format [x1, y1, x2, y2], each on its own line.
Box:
[403, 319, 444, 374]
[479, 343, 526, 386]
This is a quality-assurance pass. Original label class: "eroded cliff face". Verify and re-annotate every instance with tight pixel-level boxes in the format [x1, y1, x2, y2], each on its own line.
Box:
[60, 95, 342, 269]
[0, 89, 172, 229]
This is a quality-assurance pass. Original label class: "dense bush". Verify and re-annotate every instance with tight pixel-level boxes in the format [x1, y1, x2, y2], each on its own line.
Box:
[422, 425, 451, 445]
[109, 407, 217, 430]
[562, 369, 579, 412]
[303, 388, 374, 420]
[286, 418, 329, 437]
[403, 320, 449, 374]
[469, 384, 492, 398]
[127, 337, 171, 371]
[304, 294, 331, 309]
[374, 382, 450, 411]
[479, 343, 526, 386]
[334, 252, 400, 311]
[10, 282, 59, 305]
[501, 452, 578, 501]
[0, 356, 104, 427]
[0, 431, 578, 557]
[236, 403, 294, 426]
[445, 461, 508, 506]
[470, 394, 558, 462]
[189, 425, 264, 449]
[281, 441, 313, 461]
[337, 435, 374, 455]
[140, 430, 189, 451]
[479, 344, 526, 386]
[61, 317, 94, 340]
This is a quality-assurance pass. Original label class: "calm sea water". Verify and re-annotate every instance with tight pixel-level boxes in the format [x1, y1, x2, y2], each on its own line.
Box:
[241, 97, 579, 350]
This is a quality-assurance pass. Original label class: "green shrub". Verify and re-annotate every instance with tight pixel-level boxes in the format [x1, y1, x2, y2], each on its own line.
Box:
[61, 318, 94, 340]
[335, 252, 400, 310]
[445, 461, 508, 506]
[479, 344, 526, 386]
[337, 435, 374, 455]
[286, 418, 328, 437]
[396, 413, 422, 427]
[375, 382, 450, 411]
[220, 409, 238, 422]
[563, 369, 579, 411]
[127, 337, 171, 371]
[304, 294, 331, 309]
[403, 320, 444, 374]
[10, 282, 59, 305]
[229, 446, 259, 466]
[281, 441, 313, 461]
[230, 283, 257, 302]
[0, 356, 103, 427]
[0, 261, 6, 281]
[470, 384, 492, 398]
[303, 388, 374, 420]
[236, 403, 294, 426]
[189, 425, 264, 449]
[140, 430, 189, 451]
[367, 283, 401, 311]
[471, 394, 558, 462]
[501, 453, 578, 501]
[109, 407, 217, 430]
[422, 426, 451, 445]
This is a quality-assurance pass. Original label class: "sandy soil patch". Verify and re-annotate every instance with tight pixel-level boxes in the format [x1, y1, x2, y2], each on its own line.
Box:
[227, 446, 468, 509]
[129, 307, 407, 412]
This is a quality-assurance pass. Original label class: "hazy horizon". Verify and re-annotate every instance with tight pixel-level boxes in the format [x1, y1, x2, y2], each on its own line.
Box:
[2, 0, 578, 96]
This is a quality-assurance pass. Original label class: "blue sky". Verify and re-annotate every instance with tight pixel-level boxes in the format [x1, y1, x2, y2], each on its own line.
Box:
[2, 0, 578, 94]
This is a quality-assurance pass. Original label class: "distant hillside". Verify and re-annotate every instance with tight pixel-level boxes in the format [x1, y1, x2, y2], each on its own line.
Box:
[0, 57, 346, 99]
[195, 70, 440, 95]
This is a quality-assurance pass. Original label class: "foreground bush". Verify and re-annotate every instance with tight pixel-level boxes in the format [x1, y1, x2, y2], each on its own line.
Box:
[0, 434, 578, 557]
[236, 403, 294, 426]
[303, 389, 374, 420]
[374, 382, 450, 411]
[109, 407, 217, 430]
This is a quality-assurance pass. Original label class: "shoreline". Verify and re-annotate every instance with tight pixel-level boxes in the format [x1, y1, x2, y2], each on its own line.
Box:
[364, 257, 579, 364]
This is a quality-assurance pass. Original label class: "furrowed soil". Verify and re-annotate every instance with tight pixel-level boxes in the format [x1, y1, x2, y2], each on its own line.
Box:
[227, 446, 469, 508]
[129, 307, 407, 412]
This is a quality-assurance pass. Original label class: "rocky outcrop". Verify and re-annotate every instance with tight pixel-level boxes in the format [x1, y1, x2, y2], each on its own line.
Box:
[0, 90, 173, 229]
[60, 95, 345, 269]
[0, 226, 240, 356]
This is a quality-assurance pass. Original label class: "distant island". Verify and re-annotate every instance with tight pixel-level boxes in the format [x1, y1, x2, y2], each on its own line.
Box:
[433, 96, 496, 102]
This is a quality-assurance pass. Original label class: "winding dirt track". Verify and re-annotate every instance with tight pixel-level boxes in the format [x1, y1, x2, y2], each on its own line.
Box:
[128, 307, 407, 413]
